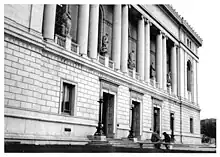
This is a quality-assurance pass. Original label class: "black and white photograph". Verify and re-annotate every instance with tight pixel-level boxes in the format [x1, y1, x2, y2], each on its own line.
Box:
[3, 0, 219, 155]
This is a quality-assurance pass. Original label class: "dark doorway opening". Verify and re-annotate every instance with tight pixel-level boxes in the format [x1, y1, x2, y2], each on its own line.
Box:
[170, 113, 174, 140]
[102, 92, 115, 138]
[131, 101, 141, 138]
[153, 107, 160, 134]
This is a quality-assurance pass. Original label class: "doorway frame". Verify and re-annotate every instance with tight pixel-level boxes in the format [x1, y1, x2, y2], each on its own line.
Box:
[130, 98, 143, 138]
[170, 111, 175, 134]
[152, 104, 162, 136]
[102, 89, 117, 137]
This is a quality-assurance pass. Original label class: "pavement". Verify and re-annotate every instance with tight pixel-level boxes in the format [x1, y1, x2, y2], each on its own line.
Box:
[4, 142, 216, 153]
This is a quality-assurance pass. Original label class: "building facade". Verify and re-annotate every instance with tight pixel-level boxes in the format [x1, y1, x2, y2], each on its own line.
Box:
[4, 4, 202, 145]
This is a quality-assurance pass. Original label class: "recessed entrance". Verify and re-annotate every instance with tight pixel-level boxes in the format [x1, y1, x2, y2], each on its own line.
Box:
[131, 101, 141, 138]
[170, 113, 174, 137]
[128, 100, 141, 139]
[102, 92, 115, 138]
[153, 107, 160, 134]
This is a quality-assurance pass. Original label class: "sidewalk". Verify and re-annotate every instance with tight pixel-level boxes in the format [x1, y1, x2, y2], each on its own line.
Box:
[5, 142, 216, 153]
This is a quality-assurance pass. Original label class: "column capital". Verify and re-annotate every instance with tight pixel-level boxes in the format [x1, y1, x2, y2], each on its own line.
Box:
[159, 30, 163, 35]
[161, 32, 167, 38]
[122, 4, 130, 7]
[163, 34, 168, 40]
[174, 42, 179, 48]
[144, 17, 152, 26]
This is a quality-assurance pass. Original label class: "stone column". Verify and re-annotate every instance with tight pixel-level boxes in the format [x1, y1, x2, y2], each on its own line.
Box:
[137, 16, 145, 80]
[179, 47, 185, 98]
[156, 31, 163, 88]
[144, 19, 151, 83]
[112, 5, 121, 70]
[162, 34, 167, 90]
[88, 4, 99, 60]
[171, 44, 177, 95]
[121, 5, 129, 73]
[43, 4, 57, 41]
[77, 5, 90, 57]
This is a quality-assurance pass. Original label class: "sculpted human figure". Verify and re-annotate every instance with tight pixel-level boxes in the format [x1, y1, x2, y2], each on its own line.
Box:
[128, 50, 136, 70]
[167, 71, 172, 86]
[61, 6, 72, 37]
[150, 62, 155, 79]
[100, 33, 109, 56]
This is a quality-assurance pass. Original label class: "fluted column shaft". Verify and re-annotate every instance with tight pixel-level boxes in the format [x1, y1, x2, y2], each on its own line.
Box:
[112, 5, 121, 70]
[43, 4, 57, 40]
[88, 5, 99, 60]
[171, 44, 177, 95]
[121, 5, 129, 73]
[77, 5, 90, 56]
[144, 20, 150, 83]
[137, 16, 145, 80]
[162, 35, 167, 90]
[156, 31, 163, 88]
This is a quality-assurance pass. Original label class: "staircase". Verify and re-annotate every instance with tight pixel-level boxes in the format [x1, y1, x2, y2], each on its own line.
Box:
[107, 138, 144, 148]
[86, 137, 156, 149]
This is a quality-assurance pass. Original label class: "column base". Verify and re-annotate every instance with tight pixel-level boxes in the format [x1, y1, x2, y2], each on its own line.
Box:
[115, 69, 123, 74]
[128, 137, 138, 142]
[44, 38, 55, 44]
[91, 58, 98, 63]
[122, 71, 128, 76]
[93, 135, 107, 141]
[80, 53, 89, 59]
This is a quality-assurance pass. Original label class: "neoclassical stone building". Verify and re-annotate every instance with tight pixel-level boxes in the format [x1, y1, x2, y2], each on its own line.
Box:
[4, 4, 202, 145]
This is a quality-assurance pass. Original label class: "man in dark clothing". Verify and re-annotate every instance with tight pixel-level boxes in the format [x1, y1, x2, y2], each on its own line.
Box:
[162, 132, 171, 150]
[151, 131, 161, 149]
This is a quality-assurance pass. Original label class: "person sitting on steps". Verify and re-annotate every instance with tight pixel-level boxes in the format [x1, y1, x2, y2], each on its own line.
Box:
[162, 132, 171, 150]
[151, 130, 161, 149]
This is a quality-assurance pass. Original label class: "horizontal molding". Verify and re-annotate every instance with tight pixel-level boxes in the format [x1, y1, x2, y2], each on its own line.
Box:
[5, 106, 98, 127]
[5, 133, 90, 142]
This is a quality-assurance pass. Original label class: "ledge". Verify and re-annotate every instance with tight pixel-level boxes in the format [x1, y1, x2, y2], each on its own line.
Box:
[5, 106, 98, 127]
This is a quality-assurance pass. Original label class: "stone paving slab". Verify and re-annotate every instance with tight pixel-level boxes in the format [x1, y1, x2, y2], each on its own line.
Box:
[5, 143, 216, 153]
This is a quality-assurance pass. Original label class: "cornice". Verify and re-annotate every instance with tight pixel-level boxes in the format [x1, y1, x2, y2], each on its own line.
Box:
[136, 4, 179, 45]
[162, 5, 203, 46]
[179, 42, 199, 61]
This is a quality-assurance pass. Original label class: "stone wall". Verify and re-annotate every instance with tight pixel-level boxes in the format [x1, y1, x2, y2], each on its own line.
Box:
[4, 4, 201, 145]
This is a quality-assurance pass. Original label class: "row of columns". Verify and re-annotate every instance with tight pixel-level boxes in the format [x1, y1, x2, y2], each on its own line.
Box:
[42, 4, 180, 96]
